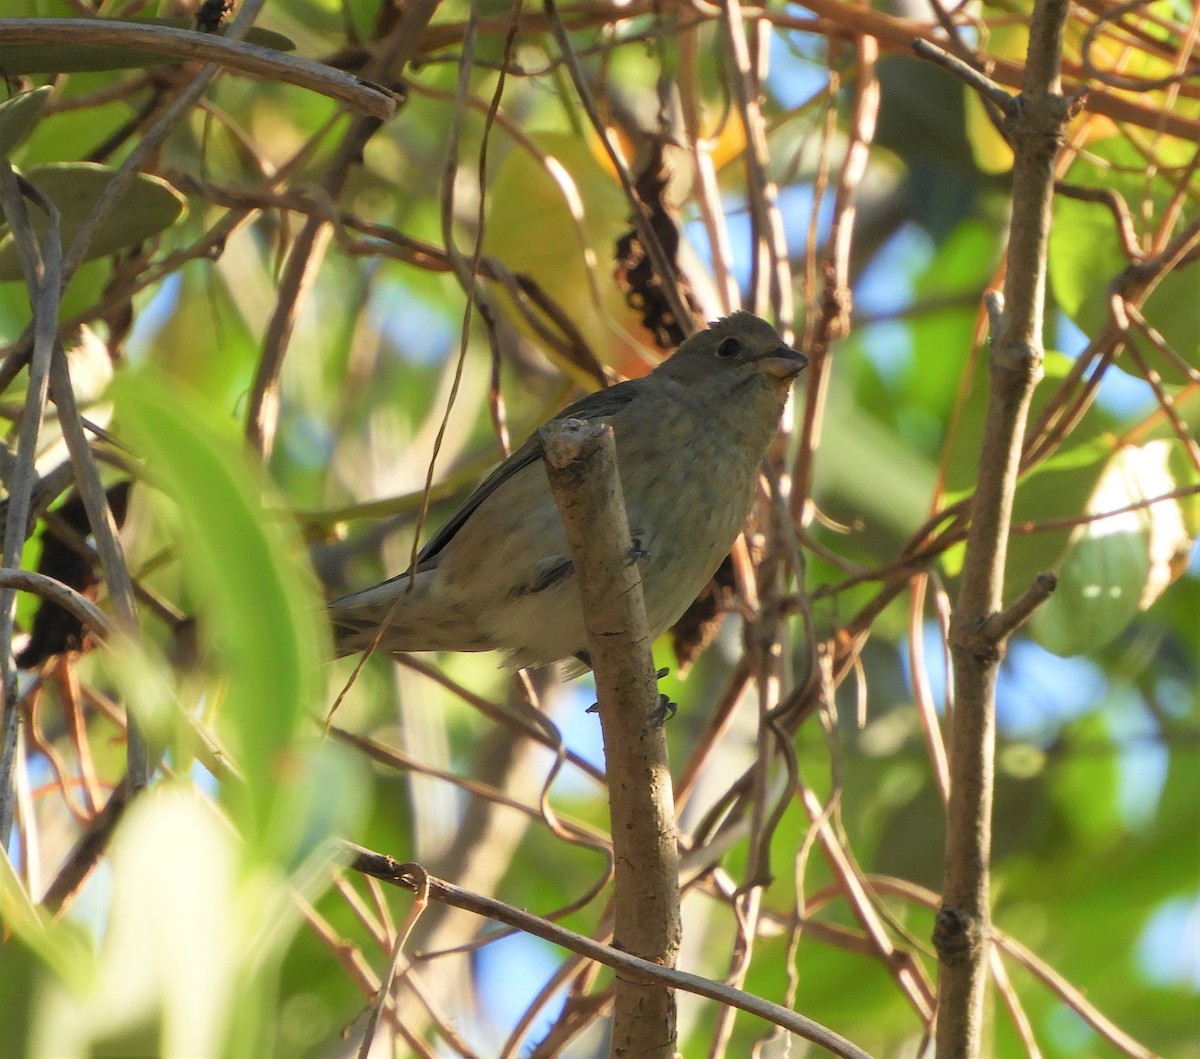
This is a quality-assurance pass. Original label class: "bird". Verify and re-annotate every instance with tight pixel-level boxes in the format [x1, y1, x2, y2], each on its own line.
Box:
[329, 312, 808, 672]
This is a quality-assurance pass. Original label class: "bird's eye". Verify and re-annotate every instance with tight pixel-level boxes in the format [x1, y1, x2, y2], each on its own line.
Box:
[716, 336, 741, 359]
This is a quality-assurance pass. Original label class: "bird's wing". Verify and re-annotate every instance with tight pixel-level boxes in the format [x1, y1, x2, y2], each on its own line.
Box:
[417, 380, 644, 564]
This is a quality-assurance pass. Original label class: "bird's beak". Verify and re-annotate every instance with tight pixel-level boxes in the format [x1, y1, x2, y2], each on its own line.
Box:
[758, 345, 809, 380]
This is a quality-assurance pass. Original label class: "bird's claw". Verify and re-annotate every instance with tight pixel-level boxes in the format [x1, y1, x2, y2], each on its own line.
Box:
[585, 667, 674, 720]
[650, 693, 677, 727]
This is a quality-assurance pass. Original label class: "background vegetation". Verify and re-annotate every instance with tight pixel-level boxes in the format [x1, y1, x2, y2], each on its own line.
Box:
[0, 0, 1197, 1056]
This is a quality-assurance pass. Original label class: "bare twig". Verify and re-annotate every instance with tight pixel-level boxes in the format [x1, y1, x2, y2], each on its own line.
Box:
[977, 571, 1058, 642]
[0, 570, 115, 643]
[719, 0, 793, 322]
[776, 0, 1200, 139]
[47, 342, 146, 789]
[911, 38, 1016, 115]
[1080, 0, 1200, 92]
[345, 847, 876, 1059]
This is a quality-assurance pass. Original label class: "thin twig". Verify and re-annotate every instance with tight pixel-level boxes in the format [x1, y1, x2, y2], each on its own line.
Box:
[345, 847, 876, 1059]
[911, 38, 1016, 114]
[47, 342, 145, 788]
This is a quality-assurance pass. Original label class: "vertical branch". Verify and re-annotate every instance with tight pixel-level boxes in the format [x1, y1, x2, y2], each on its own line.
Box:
[0, 167, 60, 842]
[540, 419, 681, 1059]
[917, 2, 1074, 1055]
[720, 0, 794, 323]
[678, 26, 738, 314]
[793, 36, 879, 512]
[47, 345, 145, 788]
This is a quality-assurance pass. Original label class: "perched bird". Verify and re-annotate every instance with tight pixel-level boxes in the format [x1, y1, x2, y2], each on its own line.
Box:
[330, 312, 807, 671]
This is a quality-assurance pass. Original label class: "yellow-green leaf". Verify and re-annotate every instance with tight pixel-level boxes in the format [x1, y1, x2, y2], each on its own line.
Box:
[0, 87, 51, 158]
[0, 162, 186, 281]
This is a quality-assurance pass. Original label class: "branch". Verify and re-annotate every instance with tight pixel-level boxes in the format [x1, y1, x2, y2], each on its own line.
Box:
[978, 571, 1057, 642]
[538, 418, 681, 1058]
[344, 846, 876, 1059]
[917, 2, 1074, 1056]
[0, 165, 60, 844]
[911, 38, 1017, 116]
[0, 18, 397, 118]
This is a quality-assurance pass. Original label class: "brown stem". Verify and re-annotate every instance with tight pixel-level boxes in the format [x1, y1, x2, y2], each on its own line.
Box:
[539, 419, 681, 1059]
[928, 2, 1073, 1055]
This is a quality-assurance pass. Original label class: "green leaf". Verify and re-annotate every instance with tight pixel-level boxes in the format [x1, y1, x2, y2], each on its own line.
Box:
[1050, 139, 1200, 381]
[0, 848, 94, 990]
[482, 129, 641, 377]
[1031, 440, 1197, 655]
[816, 384, 940, 544]
[0, 162, 186, 281]
[909, 218, 1002, 420]
[112, 370, 329, 859]
[962, 22, 1026, 175]
[1003, 433, 1114, 599]
[0, 87, 51, 158]
[941, 352, 1113, 591]
[0, 18, 294, 74]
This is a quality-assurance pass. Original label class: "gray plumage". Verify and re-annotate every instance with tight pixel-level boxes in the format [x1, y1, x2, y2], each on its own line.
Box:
[329, 312, 807, 670]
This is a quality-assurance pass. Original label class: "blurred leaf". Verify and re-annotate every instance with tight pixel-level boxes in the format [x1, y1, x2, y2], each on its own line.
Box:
[816, 381, 940, 546]
[33, 786, 239, 1058]
[1002, 433, 1114, 597]
[873, 55, 986, 238]
[1032, 440, 1197, 654]
[0, 934, 38, 1055]
[909, 218, 1001, 420]
[964, 92, 1012, 176]
[0, 163, 186, 281]
[0, 18, 294, 74]
[0, 87, 52, 158]
[113, 370, 329, 859]
[1049, 711, 1121, 844]
[0, 849, 94, 990]
[138, 263, 259, 406]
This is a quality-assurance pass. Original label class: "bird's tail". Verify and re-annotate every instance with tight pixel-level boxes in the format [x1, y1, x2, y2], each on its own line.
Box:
[327, 568, 436, 657]
[328, 566, 496, 658]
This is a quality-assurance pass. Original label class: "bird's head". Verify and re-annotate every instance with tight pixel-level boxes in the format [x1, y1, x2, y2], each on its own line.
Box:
[658, 312, 809, 390]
